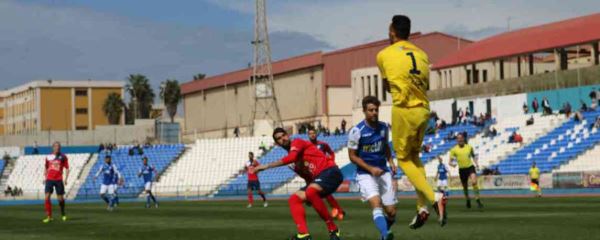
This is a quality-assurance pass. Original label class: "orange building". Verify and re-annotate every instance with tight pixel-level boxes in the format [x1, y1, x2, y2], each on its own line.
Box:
[0, 80, 124, 135]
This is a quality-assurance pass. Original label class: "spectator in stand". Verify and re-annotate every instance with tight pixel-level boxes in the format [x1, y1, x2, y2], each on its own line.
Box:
[334, 127, 341, 136]
[561, 102, 572, 118]
[458, 108, 464, 124]
[422, 144, 432, 153]
[591, 116, 600, 129]
[526, 116, 535, 126]
[233, 127, 240, 138]
[98, 144, 105, 153]
[522, 102, 529, 114]
[445, 131, 456, 141]
[491, 127, 498, 137]
[532, 97, 539, 113]
[542, 97, 552, 115]
[574, 111, 583, 122]
[590, 88, 598, 106]
[508, 132, 523, 143]
[33, 141, 39, 155]
[340, 119, 347, 134]
[4, 186, 12, 197]
[580, 100, 589, 112]
[259, 141, 268, 154]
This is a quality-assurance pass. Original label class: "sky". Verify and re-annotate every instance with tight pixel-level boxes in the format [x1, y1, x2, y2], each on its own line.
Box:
[0, 0, 599, 92]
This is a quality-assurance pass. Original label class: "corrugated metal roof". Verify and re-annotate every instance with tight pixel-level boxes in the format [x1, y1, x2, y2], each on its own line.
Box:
[181, 51, 323, 94]
[433, 13, 600, 70]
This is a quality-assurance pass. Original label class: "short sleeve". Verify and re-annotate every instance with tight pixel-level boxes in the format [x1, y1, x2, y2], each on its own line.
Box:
[347, 127, 361, 150]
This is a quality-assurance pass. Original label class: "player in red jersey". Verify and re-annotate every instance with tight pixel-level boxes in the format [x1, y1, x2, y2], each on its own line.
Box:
[307, 128, 345, 220]
[254, 128, 343, 240]
[42, 142, 70, 223]
[245, 151, 268, 208]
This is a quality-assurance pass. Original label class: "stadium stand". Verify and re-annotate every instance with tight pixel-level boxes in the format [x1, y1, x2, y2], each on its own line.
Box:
[341, 123, 486, 181]
[24, 145, 99, 155]
[492, 109, 600, 174]
[424, 113, 566, 176]
[215, 134, 347, 196]
[0, 160, 5, 179]
[4, 154, 90, 198]
[76, 145, 185, 199]
[555, 143, 600, 172]
[154, 138, 271, 197]
[272, 148, 352, 195]
[0, 146, 20, 158]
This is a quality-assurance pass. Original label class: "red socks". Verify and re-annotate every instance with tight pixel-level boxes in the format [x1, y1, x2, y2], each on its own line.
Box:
[44, 198, 52, 217]
[288, 194, 308, 234]
[326, 195, 342, 211]
[306, 187, 337, 232]
[247, 192, 254, 205]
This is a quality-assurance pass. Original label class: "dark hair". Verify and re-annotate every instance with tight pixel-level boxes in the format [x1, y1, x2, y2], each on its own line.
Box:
[272, 127, 287, 141]
[142, 156, 148, 160]
[362, 96, 381, 110]
[105, 155, 112, 159]
[307, 127, 317, 133]
[249, 152, 254, 155]
[391, 15, 411, 40]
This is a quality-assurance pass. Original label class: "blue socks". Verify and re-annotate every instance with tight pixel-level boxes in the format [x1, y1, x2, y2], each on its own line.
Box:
[373, 208, 388, 238]
[101, 194, 110, 204]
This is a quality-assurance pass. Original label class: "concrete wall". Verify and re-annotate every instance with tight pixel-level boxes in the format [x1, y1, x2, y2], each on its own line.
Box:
[0, 120, 155, 147]
[326, 87, 353, 131]
[183, 67, 324, 137]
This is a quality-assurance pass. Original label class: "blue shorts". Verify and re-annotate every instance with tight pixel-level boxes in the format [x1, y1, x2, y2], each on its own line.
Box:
[247, 180, 261, 191]
[45, 180, 65, 195]
[311, 167, 343, 197]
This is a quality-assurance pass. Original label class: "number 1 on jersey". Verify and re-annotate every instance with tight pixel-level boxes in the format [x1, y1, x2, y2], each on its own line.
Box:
[406, 52, 421, 75]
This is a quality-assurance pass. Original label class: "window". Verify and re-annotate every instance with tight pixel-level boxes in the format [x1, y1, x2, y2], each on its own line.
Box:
[466, 69, 472, 85]
[76, 126, 88, 130]
[361, 77, 365, 98]
[367, 76, 372, 96]
[234, 86, 238, 95]
[76, 108, 88, 114]
[483, 70, 488, 82]
[473, 69, 480, 84]
[75, 89, 88, 96]
[374, 75, 379, 99]
[449, 70, 453, 88]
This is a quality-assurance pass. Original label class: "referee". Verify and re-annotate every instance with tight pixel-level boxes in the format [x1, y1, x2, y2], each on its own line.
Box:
[449, 134, 483, 209]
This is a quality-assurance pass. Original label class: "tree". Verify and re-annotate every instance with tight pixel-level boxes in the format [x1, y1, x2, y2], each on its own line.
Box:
[193, 73, 206, 81]
[160, 79, 181, 123]
[126, 74, 155, 119]
[102, 93, 124, 125]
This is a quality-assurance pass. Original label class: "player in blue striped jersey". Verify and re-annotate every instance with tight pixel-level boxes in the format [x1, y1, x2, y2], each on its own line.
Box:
[138, 156, 159, 208]
[94, 155, 121, 211]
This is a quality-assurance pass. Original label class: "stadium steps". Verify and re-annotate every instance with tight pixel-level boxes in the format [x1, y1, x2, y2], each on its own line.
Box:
[554, 143, 600, 172]
[210, 144, 276, 196]
[0, 158, 16, 191]
[423, 114, 566, 177]
[66, 153, 98, 200]
[491, 110, 600, 174]
[271, 148, 352, 195]
[214, 134, 348, 196]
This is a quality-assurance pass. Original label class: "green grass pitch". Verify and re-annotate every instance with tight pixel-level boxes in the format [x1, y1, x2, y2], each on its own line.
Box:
[1, 197, 599, 239]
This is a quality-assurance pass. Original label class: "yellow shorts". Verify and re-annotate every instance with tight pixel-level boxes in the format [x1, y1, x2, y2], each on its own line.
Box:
[391, 106, 430, 160]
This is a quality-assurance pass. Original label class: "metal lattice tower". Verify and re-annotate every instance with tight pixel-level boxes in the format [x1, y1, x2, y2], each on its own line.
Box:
[249, 0, 282, 136]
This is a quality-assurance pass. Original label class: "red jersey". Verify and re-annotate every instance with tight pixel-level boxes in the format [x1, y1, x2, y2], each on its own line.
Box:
[281, 139, 336, 178]
[312, 140, 335, 162]
[45, 153, 69, 181]
[246, 160, 260, 181]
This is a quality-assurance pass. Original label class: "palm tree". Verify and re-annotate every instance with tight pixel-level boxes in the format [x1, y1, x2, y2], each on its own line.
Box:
[103, 93, 124, 125]
[160, 79, 181, 123]
[126, 74, 155, 119]
[193, 73, 206, 81]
